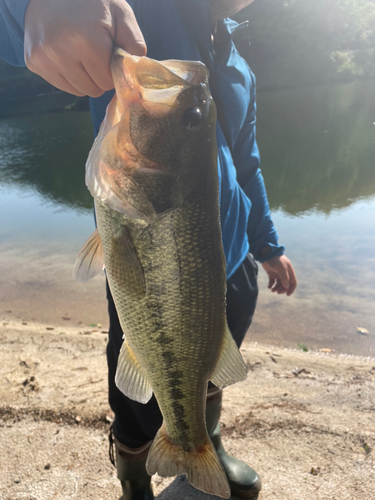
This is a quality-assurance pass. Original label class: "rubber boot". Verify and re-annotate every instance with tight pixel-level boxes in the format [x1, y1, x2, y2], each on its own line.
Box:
[206, 388, 262, 499]
[114, 436, 154, 500]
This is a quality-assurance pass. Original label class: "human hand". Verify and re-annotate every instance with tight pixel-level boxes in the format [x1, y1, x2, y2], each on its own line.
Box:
[261, 255, 297, 297]
[24, 0, 146, 97]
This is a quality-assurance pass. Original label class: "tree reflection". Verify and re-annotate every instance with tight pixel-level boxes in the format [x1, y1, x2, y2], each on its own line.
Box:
[258, 81, 375, 215]
[0, 81, 374, 217]
[0, 110, 94, 211]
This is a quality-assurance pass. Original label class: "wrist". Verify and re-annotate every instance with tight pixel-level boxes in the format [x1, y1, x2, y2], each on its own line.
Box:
[258, 246, 284, 264]
[260, 245, 272, 258]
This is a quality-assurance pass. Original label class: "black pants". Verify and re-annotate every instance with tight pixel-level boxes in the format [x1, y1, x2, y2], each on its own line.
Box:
[106, 254, 258, 448]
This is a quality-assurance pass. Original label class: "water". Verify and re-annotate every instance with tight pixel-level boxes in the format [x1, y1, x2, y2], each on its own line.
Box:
[0, 81, 374, 355]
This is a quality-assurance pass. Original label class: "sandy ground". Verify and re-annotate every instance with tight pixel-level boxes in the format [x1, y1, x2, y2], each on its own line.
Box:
[1, 320, 374, 500]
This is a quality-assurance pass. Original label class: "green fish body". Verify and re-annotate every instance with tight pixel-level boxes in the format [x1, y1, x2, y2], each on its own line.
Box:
[74, 49, 246, 498]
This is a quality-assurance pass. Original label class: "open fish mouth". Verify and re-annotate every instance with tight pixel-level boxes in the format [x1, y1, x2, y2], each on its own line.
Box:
[85, 49, 213, 220]
[111, 46, 209, 116]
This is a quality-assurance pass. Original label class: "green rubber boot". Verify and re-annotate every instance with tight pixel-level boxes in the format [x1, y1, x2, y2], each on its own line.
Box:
[114, 436, 154, 500]
[206, 388, 262, 499]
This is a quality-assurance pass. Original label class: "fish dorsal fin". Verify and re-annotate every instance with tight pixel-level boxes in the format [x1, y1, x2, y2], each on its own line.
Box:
[115, 341, 153, 404]
[210, 326, 247, 389]
[73, 229, 104, 282]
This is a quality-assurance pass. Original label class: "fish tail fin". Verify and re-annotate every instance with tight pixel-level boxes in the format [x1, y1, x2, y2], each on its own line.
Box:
[146, 424, 230, 499]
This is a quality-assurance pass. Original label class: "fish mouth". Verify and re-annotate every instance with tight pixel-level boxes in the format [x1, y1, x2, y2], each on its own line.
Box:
[111, 47, 210, 116]
[85, 49, 213, 220]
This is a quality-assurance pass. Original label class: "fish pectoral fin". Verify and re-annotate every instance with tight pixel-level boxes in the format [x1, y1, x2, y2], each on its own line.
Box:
[210, 326, 247, 389]
[115, 341, 153, 404]
[110, 227, 146, 291]
[73, 229, 104, 282]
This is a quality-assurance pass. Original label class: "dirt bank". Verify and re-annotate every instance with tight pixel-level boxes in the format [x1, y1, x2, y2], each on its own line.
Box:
[0, 321, 374, 500]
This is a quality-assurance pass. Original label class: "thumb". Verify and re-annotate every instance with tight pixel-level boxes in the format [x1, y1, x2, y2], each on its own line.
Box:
[113, 2, 147, 56]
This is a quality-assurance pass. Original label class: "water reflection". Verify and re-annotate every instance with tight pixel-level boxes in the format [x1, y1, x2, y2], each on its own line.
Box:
[257, 81, 375, 215]
[0, 111, 94, 212]
[0, 81, 374, 355]
[0, 81, 374, 216]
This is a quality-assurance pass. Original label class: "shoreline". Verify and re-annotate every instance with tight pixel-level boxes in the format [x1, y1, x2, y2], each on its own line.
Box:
[1, 322, 374, 499]
[2, 317, 375, 362]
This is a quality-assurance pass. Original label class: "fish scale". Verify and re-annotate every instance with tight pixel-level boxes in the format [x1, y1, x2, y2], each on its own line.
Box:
[74, 48, 247, 498]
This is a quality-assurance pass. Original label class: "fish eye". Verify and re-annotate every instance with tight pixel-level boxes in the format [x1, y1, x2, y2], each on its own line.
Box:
[182, 107, 203, 130]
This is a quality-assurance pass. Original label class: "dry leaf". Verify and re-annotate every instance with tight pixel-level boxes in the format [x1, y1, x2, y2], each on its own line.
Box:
[357, 327, 369, 335]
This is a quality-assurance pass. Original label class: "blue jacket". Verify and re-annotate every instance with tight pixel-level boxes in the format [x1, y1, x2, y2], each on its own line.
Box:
[0, 0, 284, 278]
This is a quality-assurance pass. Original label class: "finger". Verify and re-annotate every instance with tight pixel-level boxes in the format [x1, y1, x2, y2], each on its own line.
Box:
[47, 72, 86, 96]
[286, 264, 298, 296]
[271, 280, 283, 293]
[113, 2, 147, 56]
[81, 39, 114, 92]
[276, 263, 290, 290]
[268, 276, 276, 289]
[45, 30, 114, 94]
[61, 61, 106, 97]
[27, 57, 86, 96]
[43, 43, 106, 97]
[286, 281, 297, 296]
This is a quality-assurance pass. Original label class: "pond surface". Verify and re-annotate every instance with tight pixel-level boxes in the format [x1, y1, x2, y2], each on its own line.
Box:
[0, 81, 374, 355]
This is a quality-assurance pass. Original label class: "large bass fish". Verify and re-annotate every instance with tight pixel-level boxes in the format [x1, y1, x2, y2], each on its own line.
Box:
[74, 48, 246, 499]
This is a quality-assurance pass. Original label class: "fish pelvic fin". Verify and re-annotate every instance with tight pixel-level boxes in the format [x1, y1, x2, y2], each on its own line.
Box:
[146, 424, 230, 499]
[210, 326, 247, 389]
[115, 341, 153, 404]
[73, 229, 104, 282]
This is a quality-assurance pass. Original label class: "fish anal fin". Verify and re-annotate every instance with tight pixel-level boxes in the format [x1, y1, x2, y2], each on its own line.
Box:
[115, 341, 152, 404]
[146, 424, 230, 499]
[73, 229, 104, 282]
[210, 326, 247, 389]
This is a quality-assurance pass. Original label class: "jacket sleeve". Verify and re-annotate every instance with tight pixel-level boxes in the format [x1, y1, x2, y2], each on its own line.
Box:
[232, 72, 285, 263]
[243, 169, 285, 263]
[0, 0, 30, 66]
